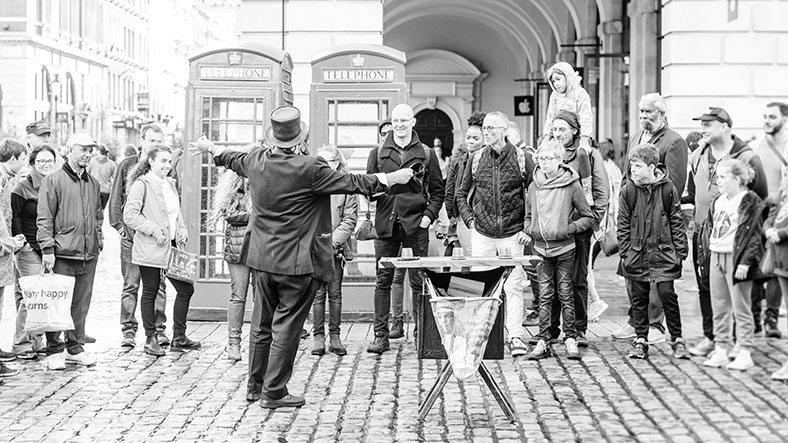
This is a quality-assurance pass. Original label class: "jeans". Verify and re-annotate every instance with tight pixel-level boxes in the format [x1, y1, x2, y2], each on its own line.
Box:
[138, 266, 194, 338]
[373, 223, 429, 338]
[751, 278, 782, 326]
[536, 249, 576, 341]
[471, 229, 526, 340]
[13, 246, 45, 353]
[710, 252, 753, 349]
[45, 259, 97, 356]
[227, 262, 252, 344]
[120, 238, 166, 334]
[692, 231, 715, 340]
[390, 267, 406, 320]
[313, 256, 344, 336]
[551, 229, 591, 337]
[524, 241, 540, 310]
[631, 280, 683, 342]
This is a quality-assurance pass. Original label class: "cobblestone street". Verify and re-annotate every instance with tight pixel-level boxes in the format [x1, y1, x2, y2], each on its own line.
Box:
[2, 224, 788, 442]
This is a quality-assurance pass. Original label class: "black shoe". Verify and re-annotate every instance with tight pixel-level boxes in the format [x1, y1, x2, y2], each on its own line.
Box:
[765, 321, 782, 339]
[576, 333, 589, 348]
[84, 335, 96, 344]
[0, 362, 19, 377]
[389, 317, 405, 339]
[0, 350, 16, 362]
[121, 332, 136, 348]
[311, 334, 325, 356]
[144, 335, 165, 357]
[170, 336, 201, 352]
[157, 332, 170, 347]
[328, 334, 347, 356]
[522, 311, 540, 327]
[246, 391, 261, 402]
[628, 338, 649, 359]
[366, 336, 390, 354]
[259, 394, 305, 409]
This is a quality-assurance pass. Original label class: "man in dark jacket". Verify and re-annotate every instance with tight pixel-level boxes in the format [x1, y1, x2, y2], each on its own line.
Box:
[37, 133, 103, 370]
[366, 103, 445, 354]
[549, 111, 610, 347]
[194, 106, 414, 409]
[108, 124, 171, 349]
[456, 111, 531, 357]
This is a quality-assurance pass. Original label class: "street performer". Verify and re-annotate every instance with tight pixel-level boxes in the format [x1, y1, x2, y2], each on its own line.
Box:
[191, 105, 415, 410]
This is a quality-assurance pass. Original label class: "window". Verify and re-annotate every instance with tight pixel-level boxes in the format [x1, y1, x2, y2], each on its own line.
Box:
[325, 99, 389, 173]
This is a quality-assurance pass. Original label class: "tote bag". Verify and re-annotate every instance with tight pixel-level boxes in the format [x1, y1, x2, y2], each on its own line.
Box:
[19, 272, 76, 333]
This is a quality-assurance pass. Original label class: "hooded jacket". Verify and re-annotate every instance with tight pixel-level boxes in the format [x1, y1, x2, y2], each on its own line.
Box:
[618, 165, 688, 282]
[366, 131, 445, 238]
[543, 62, 593, 139]
[688, 135, 768, 227]
[524, 163, 593, 257]
[625, 124, 688, 197]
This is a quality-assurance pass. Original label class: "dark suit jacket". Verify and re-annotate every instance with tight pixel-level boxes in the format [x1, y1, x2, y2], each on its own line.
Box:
[215, 147, 384, 281]
[624, 125, 688, 197]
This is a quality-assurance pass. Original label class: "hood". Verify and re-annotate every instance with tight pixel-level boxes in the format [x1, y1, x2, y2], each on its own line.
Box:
[547, 62, 581, 97]
[533, 163, 578, 189]
[633, 164, 670, 189]
[729, 135, 753, 159]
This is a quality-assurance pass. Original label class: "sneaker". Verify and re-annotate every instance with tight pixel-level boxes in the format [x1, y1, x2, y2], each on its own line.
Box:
[0, 349, 16, 362]
[771, 361, 788, 380]
[509, 337, 529, 357]
[628, 338, 649, 359]
[565, 338, 581, 360]
[227, 343, 242, 361]
[47, 353, 66, 370]
[527, 339, 551, 360]
[765, 321, 782, 339]
[529, 336, 560, 345]
[65, 351, 96, 366]
[647, 327, 666, 344]
[689, 337, 715, 357]
[389, 317, 405, 339]
[726, 349, 754, 371]
[157, 332, 170, 347]
[120, 332, 136, 348]
[576, 332, 589, 348]
[366, 336, 390, 354]
[587, 299, 609, 322]
[703, 347, 729, 368]
[84, 335, 96, 344]
[0, 362, 19, 377]
[170, 336, 201, 352]
[611, 323, 636, 340]
[727, 343, 741, 360]
[522, 311, 540, 327]
[671, 338, 690, 360]
[16, 350, 38, 361]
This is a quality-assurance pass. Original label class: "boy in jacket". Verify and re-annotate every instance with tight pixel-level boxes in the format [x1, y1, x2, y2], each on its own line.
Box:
[619, 143, 690, 360]
[524, 140, 593, 360]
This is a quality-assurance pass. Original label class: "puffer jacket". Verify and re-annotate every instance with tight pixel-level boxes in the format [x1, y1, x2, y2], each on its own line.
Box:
[11, 168, 45, 251]
[123, 174, 186, 269]
[223, 211, 249, 264]
[543, 62, 593, 139]
[456, 143, 527, 239]
[698, 190, 767, 283]
[618, 166, 688, 282]
[330, 192, 358, 259]
[37, 161, 103, 261]
[524, 163, 593, 257]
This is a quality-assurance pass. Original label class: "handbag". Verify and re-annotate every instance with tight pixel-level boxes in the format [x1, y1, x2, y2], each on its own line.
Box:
[761, 243, 777, 276]
[167, 246, 198, 283]
[599, 228, 619, 256]
[355, 210, 378, 241]
[19, 272, 76, 333]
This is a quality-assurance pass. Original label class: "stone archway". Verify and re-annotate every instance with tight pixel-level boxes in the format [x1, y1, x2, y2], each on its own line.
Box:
[414, 108, 453, 157]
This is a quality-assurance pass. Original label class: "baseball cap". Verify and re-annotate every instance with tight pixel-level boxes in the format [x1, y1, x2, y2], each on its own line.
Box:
[692, 107, 733, 128]
[25, 120, 51, 136]
[66, 133, 98, 148]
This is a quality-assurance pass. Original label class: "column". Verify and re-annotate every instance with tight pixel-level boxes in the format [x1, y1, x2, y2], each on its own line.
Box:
[598, 19, 626, 155]
[628, 0, 659, 135]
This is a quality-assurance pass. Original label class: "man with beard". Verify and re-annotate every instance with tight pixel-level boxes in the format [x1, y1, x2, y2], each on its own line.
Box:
[37, 133, 103, 370]
[612, 93, 688, 344]
[753, 102, 788, 338]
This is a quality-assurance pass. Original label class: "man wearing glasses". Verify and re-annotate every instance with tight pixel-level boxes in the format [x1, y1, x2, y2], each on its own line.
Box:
[456, 111, 532, 357]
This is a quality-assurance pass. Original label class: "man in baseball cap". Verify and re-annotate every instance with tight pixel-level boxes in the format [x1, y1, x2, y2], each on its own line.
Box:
[25, 120, 51, 150]
[65, 133, 98, 149]
[692, 107, 734, 128]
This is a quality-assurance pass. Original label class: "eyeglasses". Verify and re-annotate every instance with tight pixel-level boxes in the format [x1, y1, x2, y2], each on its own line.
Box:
[482, 126, 505, 132]
[535, 155, 559, 163]
[35, 159, 55, 165]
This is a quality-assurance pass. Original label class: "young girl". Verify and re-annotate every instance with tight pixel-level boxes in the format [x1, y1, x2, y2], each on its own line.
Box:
[209, 151, 252, 362]
[765, 176, 788, 379]
[543, 62, 594, 153]
[124, 144, 200, 357]
[702, 159, 765, 371]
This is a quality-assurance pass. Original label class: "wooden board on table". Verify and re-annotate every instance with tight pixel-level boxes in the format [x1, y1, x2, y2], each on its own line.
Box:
[379, 255, 540, 270]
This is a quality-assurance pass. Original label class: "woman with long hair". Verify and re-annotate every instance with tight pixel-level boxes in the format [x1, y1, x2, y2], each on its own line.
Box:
[123, 144, 200, 356]
[208, 150, 253, 362]
[310, 145, 357, 356]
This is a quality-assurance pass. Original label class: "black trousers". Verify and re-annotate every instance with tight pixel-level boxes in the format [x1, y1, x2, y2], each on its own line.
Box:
[550, 229, 591, 337]
[692, 231, 715, 340]
[631, 280, 683, 342]
[247, 271, 320, 401]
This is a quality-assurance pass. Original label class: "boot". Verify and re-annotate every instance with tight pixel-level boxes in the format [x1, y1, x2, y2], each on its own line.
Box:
[144, 335, 165, 357]
[170, 335, 201, 352]
[227, 342, 242, 361]
[311, 334, 326, 356]
[765, 319, 782, 339]
[366, 335, 390, 354]
[389, 316, 405, 339]
[329, 333, 347, 356]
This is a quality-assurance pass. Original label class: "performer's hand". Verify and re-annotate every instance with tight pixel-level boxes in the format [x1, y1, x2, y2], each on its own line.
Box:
[734, 264, 749, 280]
[177, 228, 188, 246]
[386, 168, 414, 185]
[419, 215, 431, 229]
[189, 136, 214, 156]
[42, 253, 55, 272]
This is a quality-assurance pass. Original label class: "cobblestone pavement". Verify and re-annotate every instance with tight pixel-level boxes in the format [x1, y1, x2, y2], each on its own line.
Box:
[2, 224, 788, 442]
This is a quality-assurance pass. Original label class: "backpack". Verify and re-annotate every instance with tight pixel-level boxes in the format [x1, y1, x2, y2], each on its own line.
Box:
[622, 180, 673, 215]
[375, 143, 432, 200]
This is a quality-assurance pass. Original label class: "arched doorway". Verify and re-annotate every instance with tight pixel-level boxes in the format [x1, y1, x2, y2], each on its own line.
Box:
[414, 108, 453, 157]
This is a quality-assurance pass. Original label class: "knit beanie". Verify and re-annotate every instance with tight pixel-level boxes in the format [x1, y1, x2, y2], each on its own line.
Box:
[554, 110, 580, 132]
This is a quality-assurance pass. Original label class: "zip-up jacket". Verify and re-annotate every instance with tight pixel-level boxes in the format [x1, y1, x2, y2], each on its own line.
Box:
[37, 161, 103, 260]
[456, 143, 527, 239]
[524, 163, 593, 257]
[563, 139, 610, 230]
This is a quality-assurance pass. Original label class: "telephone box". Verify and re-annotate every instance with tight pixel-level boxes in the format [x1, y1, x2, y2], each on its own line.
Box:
[310, 44, 408, 316]
[182, 42, 293, 320]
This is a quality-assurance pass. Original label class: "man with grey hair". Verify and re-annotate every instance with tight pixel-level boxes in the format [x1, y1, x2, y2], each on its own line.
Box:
[612, 93, 688, 344]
